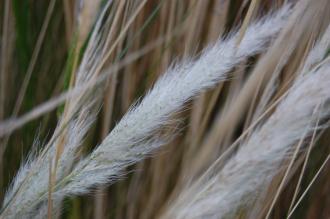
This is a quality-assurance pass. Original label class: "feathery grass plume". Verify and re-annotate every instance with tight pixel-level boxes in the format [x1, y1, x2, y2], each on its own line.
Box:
[0, 0, 112, 217]
[2, 1, 330, 218]
[0, 3, 289, 218]
[247, 6, 330, 141]
[160, 56, 330, 219]
[302, 25, 330, 74]
[1, 0, 157, 217]
[53, 2, 290, 197]
[185, 0, 330, 183]
[9, 2, 290, 210]
[247, 24, 330, 219]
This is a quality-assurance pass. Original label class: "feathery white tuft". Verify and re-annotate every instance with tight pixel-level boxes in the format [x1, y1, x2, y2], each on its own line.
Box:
[161, 59, 330, 219]
[0, 4, 290, 218]
[0, 1, 112, 217]
[56, 3, 291, 198]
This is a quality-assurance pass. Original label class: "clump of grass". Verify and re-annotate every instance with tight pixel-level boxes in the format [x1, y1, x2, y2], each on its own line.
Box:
[0, 0, 330, 218]
[161, 44, 330, 219]
[0, 4, 290, 218]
